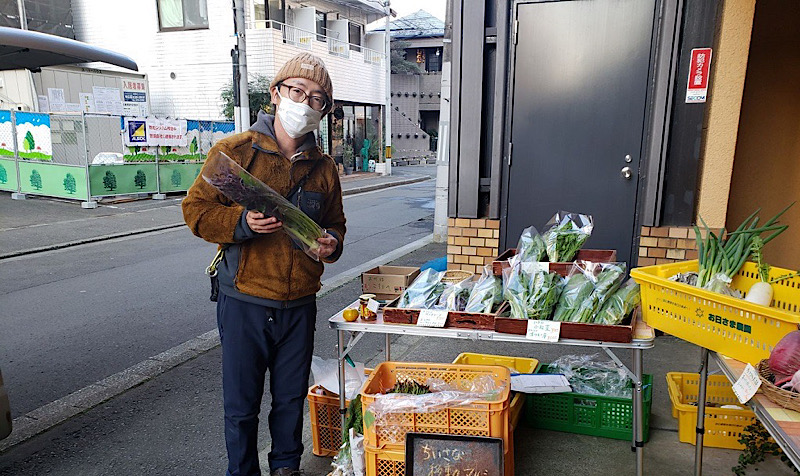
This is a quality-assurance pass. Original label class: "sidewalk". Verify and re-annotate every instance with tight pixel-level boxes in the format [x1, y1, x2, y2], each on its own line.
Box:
[0, 165, 434, 258]
[0, 241, 791, 475]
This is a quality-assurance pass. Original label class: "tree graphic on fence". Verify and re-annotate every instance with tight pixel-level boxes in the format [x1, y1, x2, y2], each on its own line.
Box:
[134, 170, 147, 189]
[189, 137, 198, 155]
[171, 169, 182, 187]
[0, 164, 6, 184]
[63, 173, 76, 194]
[30, 169, 42, 190]
[103, 170, 117, 192]
[23, 131, 35, 153]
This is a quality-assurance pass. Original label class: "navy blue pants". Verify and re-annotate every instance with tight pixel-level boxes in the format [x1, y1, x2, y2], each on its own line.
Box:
[217, 293, 316, 476]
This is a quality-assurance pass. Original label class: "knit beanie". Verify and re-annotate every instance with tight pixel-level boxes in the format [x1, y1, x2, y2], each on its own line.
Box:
[270, 53, 334, 113]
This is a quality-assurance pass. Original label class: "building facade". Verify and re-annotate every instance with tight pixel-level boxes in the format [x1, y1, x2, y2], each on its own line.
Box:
[70, 0, 387, 164]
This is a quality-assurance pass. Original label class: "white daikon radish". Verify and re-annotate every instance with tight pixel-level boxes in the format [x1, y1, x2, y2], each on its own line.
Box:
[745, 281, 773, 306]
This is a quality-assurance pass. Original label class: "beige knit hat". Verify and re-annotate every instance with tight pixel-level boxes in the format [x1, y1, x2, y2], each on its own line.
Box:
[270, 53, 334, 113]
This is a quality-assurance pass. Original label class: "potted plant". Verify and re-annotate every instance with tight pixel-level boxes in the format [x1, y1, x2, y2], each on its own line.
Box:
[342, 142, 355, 175]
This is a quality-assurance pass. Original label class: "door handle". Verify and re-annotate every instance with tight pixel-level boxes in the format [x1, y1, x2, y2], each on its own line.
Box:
[621, 166, 632, 180]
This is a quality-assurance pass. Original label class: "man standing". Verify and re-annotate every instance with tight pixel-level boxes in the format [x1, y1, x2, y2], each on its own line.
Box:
[183, 53, 346, 476]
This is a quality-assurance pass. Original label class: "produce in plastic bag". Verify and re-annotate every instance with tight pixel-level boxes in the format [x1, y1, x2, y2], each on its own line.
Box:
[398, 268, 445, 309]
[464, 266, 503, 314]
[552, 273, 595, 322]
[703, 272, 742, 298]
[549, 354, 633, 398]
[542, 211, 594, 262]
[203, 151, 326, 260]
[437, 278, 475, 311]
[516, 226, 547, 262]
[570, 261, 627, 323]
[503, 262, 564, 320]
[595, 279, 641, 325]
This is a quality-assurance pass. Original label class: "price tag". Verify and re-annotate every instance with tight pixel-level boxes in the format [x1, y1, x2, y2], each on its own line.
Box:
[732, 363, 762, 404]
[367, 298, 380, 314]
[416, 309, 448, 328]
[525, 320, 561, 342]
[521, 262, 550, 274]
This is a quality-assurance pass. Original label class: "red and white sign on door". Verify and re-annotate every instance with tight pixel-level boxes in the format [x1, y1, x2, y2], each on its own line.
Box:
[686, 47, 712, 103]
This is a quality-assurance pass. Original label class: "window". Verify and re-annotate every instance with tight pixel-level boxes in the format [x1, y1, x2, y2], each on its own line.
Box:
[267, 0, 285, 24]
[157, 0, 208, 31]
[349, 23, 362, 51]
[316, 11, 327, 42]
[426, 48, 442, 72]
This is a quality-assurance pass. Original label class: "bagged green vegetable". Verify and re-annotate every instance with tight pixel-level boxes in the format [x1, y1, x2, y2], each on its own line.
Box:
[550, 354, 633, 398]
[552, 273, 594, 322]
[596, 279, 641, 325]
[203, 151, 325, 260]
[398, 268, 444, 309]
[502, 263, 530, 320]
[570, 261, 627, 323]
[503, 262, 564, 319]
[437, 277, 475, 311]
[542, 211, 594, 262]
[464, 266, 503, 314]
[516, 226, 547, 263]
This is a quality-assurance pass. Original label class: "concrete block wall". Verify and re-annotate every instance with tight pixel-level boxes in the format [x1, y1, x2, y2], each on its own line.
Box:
[446, 218, 501, 273]
[637, 226, 699, 266]
[391, 74, 430, 158]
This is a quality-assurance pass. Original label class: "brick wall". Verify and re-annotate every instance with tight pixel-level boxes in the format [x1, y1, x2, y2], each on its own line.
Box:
[637, 226, 699, 266]
[447, 218, 501, 273]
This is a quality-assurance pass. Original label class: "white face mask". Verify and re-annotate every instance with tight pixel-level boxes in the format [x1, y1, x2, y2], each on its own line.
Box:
[276, 92, 323, 139]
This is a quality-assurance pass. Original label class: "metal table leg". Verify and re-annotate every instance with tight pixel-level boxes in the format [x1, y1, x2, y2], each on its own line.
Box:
[694, 348, 710, 476]
[633, 348, 644, 476]
[385, 333, 391, 361]
[338, 330, 347, 431]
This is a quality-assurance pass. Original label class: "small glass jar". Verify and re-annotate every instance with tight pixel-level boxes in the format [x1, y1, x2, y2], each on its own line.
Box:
[359, 293, 377, 320]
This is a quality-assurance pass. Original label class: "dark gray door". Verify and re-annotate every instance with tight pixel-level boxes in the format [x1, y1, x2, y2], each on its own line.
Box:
[506, 0, 657, 266]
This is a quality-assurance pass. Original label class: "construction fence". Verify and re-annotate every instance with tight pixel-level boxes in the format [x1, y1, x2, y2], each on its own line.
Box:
[0, 110, 235, 205]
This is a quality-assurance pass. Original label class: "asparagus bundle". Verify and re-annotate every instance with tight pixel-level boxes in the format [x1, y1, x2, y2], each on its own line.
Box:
[202, 151, 325, 259]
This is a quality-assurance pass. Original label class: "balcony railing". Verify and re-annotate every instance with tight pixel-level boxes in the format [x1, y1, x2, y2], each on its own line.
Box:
[246, 20, 384, 65]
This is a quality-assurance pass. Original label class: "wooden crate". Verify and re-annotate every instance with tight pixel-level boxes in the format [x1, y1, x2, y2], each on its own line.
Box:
[494, 308, 640, 343]
[491, 248, 617, 276]
[382, 297, 499, 330]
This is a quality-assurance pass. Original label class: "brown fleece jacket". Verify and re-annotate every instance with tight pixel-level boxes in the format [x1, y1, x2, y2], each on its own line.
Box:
[182, 130, 346, 302]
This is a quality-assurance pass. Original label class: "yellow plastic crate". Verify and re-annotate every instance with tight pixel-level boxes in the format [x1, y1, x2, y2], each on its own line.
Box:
[452, 352, 538, 430]
[361, 362, 511, 451]
[631, 260, 800, 364]
[365, 443, 514, 476]
[667, 372, 756, 449]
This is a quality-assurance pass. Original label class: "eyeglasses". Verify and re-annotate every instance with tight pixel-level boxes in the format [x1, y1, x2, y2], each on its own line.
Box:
[278, 83, 329, 112]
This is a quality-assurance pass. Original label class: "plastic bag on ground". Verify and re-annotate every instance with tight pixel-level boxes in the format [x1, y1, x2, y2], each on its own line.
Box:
[549, 354, 633, 398]
[350, 428, 365, 476]
[541, 211, 594, 262]
[311, 356, 366, 400]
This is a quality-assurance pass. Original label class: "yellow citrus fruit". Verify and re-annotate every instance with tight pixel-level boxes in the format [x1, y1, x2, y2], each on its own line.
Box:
[343, 309, 359, 322]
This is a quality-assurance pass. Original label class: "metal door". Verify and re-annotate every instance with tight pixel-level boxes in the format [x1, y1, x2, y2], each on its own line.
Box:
[505, 0, 657, 266]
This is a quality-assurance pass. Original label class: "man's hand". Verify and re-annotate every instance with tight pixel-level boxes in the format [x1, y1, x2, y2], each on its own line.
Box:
[246, 211, 283, 234]
[314, 233, 338, 259]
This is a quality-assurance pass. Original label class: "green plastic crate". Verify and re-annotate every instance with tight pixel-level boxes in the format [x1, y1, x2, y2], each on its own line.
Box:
[524, 364, 653, 441]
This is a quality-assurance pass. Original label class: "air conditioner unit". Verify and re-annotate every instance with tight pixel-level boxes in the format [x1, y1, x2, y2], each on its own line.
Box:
[15, 103, 31, 112]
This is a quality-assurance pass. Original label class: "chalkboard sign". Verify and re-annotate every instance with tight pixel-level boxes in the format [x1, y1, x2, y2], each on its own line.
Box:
[405, 433, 504, 476]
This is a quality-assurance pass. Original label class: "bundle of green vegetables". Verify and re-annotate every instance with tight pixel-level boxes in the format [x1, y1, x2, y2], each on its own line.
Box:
[503, 262, 565, 320]
[464, 266, 504, 314]
[516, 226, 547, 262]
[542, 211, 594, 262]
[595, 279, 641, 325]
[552, 273, 595, 322]
[203, 151, 325, 259]
[437, 278, 475, 311]
[398, 268, 445, 309]
[550, 354, 633, 398]
[570, 262, 627, 323]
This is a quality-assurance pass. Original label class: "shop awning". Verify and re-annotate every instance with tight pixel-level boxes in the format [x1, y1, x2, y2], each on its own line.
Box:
[0, 27, 138, 71]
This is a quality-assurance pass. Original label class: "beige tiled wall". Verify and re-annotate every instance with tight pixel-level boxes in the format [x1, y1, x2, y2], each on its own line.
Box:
[446, 218, 501, 273]
[637, 226, 699, 266]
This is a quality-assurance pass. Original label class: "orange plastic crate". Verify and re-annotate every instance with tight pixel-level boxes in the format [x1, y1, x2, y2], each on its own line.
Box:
[308, 385, 348, 457]
[361, 362, 511, 451]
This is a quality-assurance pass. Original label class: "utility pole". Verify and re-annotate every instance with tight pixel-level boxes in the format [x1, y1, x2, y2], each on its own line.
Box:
[382, 1, 392, 176]
[232, 0, 250, 132]
[433, 0, 452, 242]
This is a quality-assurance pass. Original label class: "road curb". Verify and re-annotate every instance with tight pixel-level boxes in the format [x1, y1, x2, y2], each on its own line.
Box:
[0, 176, 431, 260]
[0, 234, 436, 453]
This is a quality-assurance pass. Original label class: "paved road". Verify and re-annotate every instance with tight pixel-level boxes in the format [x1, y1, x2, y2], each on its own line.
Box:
[0, 176, 435, 419]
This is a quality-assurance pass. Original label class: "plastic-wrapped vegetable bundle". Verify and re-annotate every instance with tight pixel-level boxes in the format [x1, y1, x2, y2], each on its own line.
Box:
[541, 211, 594, 262]
[398, 269, 445, 309]
[202, 151, 325, 260]
[552, 273, 594, 322]
[570, 261, 627, 323]
[550, 354, 633, 398]
[595, 279, 641, 325]
[503, 263, 564, 319]
[526, 268, 565, 320]
[464, 266, 503, 314]
[503, 263, 530, 320]
[516, 226, 547, 263]
[437, 278, 475, 311]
